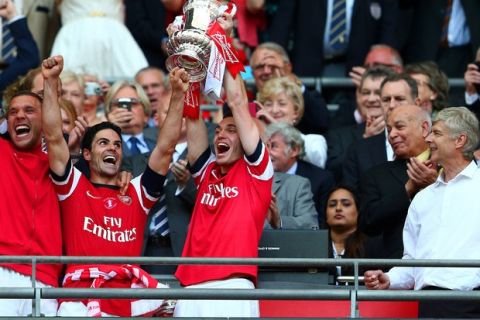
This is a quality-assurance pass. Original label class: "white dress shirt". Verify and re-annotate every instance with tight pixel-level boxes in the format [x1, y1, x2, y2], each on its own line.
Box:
[447, 0, 471, 47]
[121, 133, 150, 154]
[388, 161, 480, 290]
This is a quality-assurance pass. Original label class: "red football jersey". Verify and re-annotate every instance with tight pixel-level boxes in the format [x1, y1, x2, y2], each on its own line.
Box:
[176, 142, 273, 286]
[52, 164, 159, 260]
[0, 138, 62, 287]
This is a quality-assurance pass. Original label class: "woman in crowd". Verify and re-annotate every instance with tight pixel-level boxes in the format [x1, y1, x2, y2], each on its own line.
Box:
[59, 70, 84, 116]
[59, 98, 77, 134]
[325, 185, 381, 285]
[256, 76, 327, 168]
[81, 73, 109, 126]
[51, 0, 148, 80]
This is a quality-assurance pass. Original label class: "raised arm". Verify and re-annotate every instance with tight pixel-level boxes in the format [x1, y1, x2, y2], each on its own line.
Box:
[148, 67, 188, 175]
[41, 56, 69, 176]
[186, 115, 209, 166]
[224, 70, 259, 155]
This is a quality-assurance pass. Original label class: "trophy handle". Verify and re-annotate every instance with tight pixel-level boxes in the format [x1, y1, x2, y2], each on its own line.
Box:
[219, 2, 236, 17]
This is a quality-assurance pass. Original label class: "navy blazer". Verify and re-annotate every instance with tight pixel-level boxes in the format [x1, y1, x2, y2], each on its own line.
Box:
[326, 122, 365, 183]
[268, 0, 399, 76]
[124, 0, 169, 70]
[399, 0, 480, 68]
[0, 17, 39, 93]
[359, 159, 410, 259]
[343, 132, 387, 189]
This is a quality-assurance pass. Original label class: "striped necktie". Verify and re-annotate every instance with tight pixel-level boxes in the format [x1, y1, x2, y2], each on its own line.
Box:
[328, 0, 348, 52]
[2, 20, 17, 63]
[150, 193, 170, 236]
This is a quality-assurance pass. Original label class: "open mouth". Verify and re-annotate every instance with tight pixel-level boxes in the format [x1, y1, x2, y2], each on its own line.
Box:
[217, 142, 230, 155]
[15, 125, 31, 137]
[103, 155, 117, 165]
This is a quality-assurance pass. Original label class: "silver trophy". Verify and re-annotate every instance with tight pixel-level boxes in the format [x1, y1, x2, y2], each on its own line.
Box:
[165, 0, 231, 82]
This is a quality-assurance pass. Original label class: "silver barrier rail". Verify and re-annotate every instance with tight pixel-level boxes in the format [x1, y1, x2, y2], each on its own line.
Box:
[244, 77, 466, 92]
[2, 256, 480, 318]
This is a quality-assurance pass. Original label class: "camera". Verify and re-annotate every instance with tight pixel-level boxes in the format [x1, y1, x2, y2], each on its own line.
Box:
[474, 61, 480, 94]
[84, 82, 102, 96]
[116, 98, 134, 111]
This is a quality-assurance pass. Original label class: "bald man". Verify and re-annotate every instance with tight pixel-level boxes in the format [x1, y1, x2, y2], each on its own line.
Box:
[359, 105, 438, 259]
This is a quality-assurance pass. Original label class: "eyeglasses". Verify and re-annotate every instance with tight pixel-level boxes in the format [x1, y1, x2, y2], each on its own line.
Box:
[252, 63, 282, 73]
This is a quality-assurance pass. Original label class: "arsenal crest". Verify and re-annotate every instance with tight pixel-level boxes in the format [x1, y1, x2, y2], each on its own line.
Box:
[118, 195, 132, 205]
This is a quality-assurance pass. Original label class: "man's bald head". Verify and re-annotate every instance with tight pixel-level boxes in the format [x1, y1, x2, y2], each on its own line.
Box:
[387, 105, 431, 159]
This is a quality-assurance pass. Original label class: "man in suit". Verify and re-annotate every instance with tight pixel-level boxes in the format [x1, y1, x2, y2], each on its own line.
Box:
[265, 122, 335, 227]
[343, 72, 420, 188]
[327, 66, 394, 182]
[104, 81, 156, 157]
[0, 0, 39, 93]
[359, 105, 437, 259]
[135, 66, 170, 128]
[268, 0, 399, 77]
[398, 0, 480, 78]
[249, 42, 330, 135]
[464, 48, 480, 120]
[266, 172, 319, 230]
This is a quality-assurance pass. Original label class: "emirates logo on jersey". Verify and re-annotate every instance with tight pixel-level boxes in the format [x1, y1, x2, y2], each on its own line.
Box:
[103, 197, 117, 209]
[200, 182, 239, 207]
[117, 195, 132, 205]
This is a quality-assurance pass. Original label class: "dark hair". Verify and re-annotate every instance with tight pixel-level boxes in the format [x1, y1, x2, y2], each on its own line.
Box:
[222, 103, 233, 119]
[404, 61, 450, 112]
[326, 184, 366, 259]
[5, 91, 43, 114]
[359, 65, 396, 91]
[81, 121, 122, 151]
[380, 72, 419, 100]
[326, 184, 360, 209]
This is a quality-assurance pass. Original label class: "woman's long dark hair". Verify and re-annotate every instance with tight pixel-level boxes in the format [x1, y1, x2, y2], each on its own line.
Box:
[326, 184, 366, 259]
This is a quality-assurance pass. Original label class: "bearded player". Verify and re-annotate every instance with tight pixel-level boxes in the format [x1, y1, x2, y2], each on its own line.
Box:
[41, 56, 188, 317]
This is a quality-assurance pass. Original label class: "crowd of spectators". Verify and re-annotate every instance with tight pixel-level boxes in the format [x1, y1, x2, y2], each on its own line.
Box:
[1, 0, 480, 318]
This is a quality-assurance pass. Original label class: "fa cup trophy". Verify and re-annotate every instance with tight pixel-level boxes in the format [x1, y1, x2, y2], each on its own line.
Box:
[165, 0, 236, 82]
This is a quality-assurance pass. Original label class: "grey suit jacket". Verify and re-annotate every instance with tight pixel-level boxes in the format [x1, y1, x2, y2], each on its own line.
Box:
[128, 148, 195, 257]
[266, 172, 319, 230]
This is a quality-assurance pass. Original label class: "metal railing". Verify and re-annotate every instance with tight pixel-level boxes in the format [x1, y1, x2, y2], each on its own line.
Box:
[3, 256, 480, 318]
[243, 77, 466, 92]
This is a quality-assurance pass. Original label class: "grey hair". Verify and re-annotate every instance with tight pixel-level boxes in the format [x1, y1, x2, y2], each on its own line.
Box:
[264, 122, 306, 159]
[434, 107, 480, 160]
[104, 80, 151, 116]
[250, 42, 290, 65]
